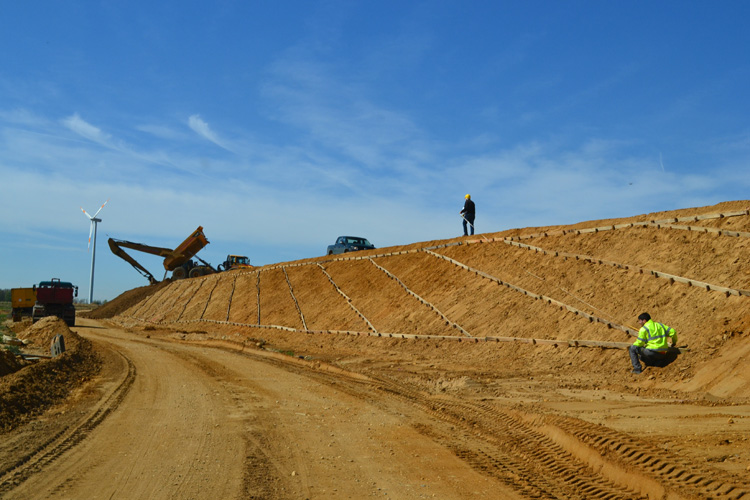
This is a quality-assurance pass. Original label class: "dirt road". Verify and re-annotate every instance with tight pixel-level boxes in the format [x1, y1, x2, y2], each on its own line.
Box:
[3, 318, 519, 499]
[4, 318, 750, 499]
[4, 201, 750, 499]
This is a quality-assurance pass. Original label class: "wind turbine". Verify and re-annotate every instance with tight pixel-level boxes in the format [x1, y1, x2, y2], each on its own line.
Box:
[80, 199, 109, 304]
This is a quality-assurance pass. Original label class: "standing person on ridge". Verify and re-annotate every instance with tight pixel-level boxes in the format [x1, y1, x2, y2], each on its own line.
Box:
[629, 312, 678, 374]
[460, 194, 475, 236]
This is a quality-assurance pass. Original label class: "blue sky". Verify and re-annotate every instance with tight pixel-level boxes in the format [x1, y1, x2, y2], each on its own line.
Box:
[2, 1, 749, 302]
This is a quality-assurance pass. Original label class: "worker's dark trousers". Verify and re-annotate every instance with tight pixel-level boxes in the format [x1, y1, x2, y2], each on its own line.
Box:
[629, 346, 675, 370]
[463, 217, 475, 236]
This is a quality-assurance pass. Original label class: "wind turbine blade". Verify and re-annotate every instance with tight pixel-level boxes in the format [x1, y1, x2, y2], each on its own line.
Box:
[88, 221, 94, 250]
[92, 198, 110, 218]
[80, 206, 93, 219]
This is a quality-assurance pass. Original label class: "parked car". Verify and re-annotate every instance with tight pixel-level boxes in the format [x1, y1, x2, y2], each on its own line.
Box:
[327, 236, 376, 255]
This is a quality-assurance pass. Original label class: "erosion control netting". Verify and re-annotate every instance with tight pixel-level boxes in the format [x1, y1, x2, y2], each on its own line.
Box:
[103, 200, 750, 398]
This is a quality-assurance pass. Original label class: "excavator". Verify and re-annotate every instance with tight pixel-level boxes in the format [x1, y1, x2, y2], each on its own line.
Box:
[108, 226, 251, 284]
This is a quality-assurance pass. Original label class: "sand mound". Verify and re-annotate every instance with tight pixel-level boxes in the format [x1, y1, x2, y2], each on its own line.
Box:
[0, 317, 101, 432]
[0, 349, 23, 377]
[18, 316, 83, 352]
[5, 318, 32, 335]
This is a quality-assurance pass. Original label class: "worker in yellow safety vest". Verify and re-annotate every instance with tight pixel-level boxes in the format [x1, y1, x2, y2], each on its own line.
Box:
[629, 312, 678, 374]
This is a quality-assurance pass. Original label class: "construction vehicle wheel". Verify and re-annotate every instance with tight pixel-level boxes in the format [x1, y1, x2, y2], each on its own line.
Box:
[189, 267, 203, 278]
[172, 267, 187, 280]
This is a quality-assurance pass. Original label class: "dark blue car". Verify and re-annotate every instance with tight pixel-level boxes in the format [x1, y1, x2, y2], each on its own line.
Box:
[327, 236, 375, 255]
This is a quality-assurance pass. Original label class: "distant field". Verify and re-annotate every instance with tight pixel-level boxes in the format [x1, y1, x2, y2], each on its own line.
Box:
[74, 303, 98, 314]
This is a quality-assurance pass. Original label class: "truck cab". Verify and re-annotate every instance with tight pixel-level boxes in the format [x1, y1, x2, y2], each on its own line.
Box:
[32, 278, 78, 326]
[220, 255, 252, 271]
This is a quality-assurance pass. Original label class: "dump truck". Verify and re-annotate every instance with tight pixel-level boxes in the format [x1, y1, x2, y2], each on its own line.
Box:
[108, 226, 251, 283]
[32, 278, 78, 326]
[11, 287, 36, 322]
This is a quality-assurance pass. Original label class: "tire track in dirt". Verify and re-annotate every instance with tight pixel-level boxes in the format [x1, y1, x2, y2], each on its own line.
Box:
[417, 391, 749, 499]
[5, 323, 252, 500]
[544, 414, 750, 499]
[259, 353, 750, 500]
[148, 336, 515, 498]
[223, 349, 641, 499]
[0, 349, 136, 494]
[147, 346, 298, 499]
[378, 386, 646, 498]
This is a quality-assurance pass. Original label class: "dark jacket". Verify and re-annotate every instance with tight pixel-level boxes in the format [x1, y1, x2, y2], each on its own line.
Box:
[461, 199, 475, 220]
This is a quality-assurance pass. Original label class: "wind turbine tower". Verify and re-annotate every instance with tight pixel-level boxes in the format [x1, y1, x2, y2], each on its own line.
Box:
[80, 199, 109, 304]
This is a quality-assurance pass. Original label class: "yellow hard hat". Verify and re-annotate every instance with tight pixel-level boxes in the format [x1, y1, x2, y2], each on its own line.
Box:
[465, 194, 471, 199]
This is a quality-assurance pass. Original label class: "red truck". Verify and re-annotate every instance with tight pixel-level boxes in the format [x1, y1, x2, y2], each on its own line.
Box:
[32, 278, 78, 326]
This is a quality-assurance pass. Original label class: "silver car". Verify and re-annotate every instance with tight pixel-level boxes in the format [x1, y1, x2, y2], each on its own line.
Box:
[327, 236, 376, 255]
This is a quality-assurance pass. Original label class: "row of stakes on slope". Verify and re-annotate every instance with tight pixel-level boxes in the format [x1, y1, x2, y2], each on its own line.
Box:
[126, 241, 646, 340]
[282, 266, 307, 331]
[503, 208, 750, 242]
[315, 263, 377, 333]
[123, 257, 482, 339]
[500, 237, 750, 297]
[420, 248, 643, 339]
[436, 207, 750, 325]
[367, 257, 472, 337]
[451, 210, 750, 297]
[497, 207, 750, 297]
[418, 211, 745, 341]
[424, 235, 744, 339]
[123, 249, 640, 349]
[126, 316, 641, 350]
[119, 261, 657, 350]
[125, 208, 750, 341]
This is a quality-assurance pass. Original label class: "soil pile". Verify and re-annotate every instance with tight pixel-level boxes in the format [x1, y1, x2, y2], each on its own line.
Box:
[0, 349, 22, 377]
[5, 318, 32, 336]
[103, 200, 750, 399]
[0, 317, 101, 432]
[82, 280, 170, 319]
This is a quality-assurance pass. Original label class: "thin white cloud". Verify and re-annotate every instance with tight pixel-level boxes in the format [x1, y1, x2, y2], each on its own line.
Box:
[263, 57, 424, 170]
[188, 114, 233, 152]
[56, 114, 206, 177]
[62, 113, 116, 149]
[2, 106, 749, 300]
[0, 108, 49, 127]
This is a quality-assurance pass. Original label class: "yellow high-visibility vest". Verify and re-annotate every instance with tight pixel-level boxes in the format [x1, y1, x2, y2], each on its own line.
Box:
[634, 319, 677, 352]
